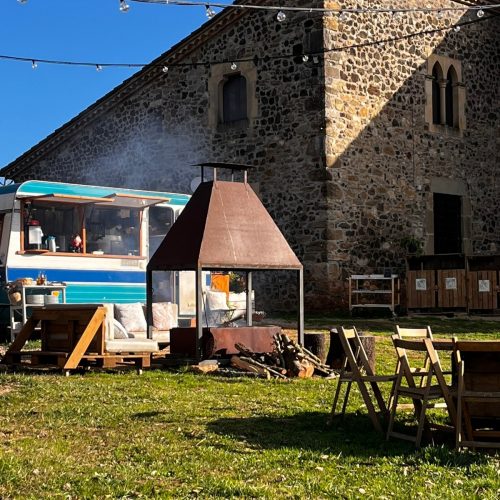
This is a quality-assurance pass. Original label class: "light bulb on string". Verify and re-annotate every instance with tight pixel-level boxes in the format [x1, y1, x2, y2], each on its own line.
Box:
[31, 60, 37, 69]
[338, 11, 349, 22]
[17, 0, 28, 4]
[276, 10, 286, 23]
[302, 55, 309, 62]
[230, 62, 237, 70]
[392, 10, 402, 19]
[119, 0, 130, 13]
[205, 5, 216, 19]
[162, 66, 169, 73]
[476, 9, 484, 18]
[96, 64, 103, 72]
[436, 10, 444, 20]
[454, 25, 461, 32]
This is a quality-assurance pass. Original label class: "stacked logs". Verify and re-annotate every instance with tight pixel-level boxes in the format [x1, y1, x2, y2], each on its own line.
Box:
[230, 333, 337, 379]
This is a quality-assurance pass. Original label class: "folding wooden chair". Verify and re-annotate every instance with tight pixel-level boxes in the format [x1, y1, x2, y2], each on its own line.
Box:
[329, 326, 395, 433]
[454, 340, 500, 450]
[386, 336, 455, 448]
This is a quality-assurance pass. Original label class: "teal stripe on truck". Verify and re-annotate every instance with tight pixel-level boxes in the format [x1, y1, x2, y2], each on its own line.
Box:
[65, 284, 146, 304]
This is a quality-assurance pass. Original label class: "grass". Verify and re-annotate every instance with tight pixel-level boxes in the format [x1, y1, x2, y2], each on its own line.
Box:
[0, 316, 500, 498]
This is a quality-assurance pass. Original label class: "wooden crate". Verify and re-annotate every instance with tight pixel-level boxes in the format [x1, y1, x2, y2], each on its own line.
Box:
[40, 306, 104, 354]
[437, 269, 467, 308]
[467, 271, 498, 311]
[406, 270, 436, 309]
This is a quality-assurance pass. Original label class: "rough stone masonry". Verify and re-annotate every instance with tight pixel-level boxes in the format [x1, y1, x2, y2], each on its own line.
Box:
[2, 0, 499, 311]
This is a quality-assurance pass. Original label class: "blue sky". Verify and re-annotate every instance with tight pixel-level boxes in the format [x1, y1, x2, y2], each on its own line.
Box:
[0, 0, 233, 169]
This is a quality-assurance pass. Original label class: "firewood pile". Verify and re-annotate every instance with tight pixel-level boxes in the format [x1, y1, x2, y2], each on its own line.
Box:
[229, 333, 338, 380]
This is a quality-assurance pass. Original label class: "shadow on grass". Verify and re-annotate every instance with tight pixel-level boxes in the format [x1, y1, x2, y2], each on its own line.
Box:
[207, 411, 491, 465]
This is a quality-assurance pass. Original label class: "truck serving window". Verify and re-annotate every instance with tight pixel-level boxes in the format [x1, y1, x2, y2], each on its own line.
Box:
[86, 206, 141, 256]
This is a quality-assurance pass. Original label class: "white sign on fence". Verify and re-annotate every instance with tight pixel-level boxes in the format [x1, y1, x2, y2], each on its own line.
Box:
[479, 280, 491, 293]
[416, 278, 427, 291]
[445, 277, 457, 290]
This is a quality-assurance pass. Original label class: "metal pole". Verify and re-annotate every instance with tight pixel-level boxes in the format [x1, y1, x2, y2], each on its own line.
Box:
[196, 267, 203, 360]
[246, 271, 253, 327]
[146, 269, 153, 340]
[297, 268, 304, 345]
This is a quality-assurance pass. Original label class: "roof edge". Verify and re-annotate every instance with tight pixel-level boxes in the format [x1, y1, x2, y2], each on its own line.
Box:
[1, 0, 269, 179]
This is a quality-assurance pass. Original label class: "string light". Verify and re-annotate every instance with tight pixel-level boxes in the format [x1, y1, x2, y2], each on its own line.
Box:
[477, 9, 485, 18]
[119, 0, 131, 13]
[129, 0, 500, 17]
[17, 0, 28, 4]
[31, 60, 37, 69]
[205, 5, 216, 19]
[276, 10, 286, 23]
[0, 15, 492, 72]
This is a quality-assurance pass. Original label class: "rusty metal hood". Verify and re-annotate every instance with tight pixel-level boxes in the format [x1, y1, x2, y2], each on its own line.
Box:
[148, 180, 302, 271]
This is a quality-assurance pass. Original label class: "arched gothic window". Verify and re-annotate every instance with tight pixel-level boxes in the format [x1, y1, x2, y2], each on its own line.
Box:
[432, 63, 443, 125]
[446, 66, 458, 128]
[222, 74, 247, 124]
[426, 56, 464, 135]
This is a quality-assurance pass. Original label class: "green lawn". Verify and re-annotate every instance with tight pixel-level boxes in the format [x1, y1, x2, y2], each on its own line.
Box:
[1, 316, 500, 498]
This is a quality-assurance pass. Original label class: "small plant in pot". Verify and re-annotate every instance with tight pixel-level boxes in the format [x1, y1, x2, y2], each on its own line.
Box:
[400, 235, 424, 256]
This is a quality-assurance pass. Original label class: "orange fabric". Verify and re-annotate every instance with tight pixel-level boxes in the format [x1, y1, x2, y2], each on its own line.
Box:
[211, 274, 230, 297]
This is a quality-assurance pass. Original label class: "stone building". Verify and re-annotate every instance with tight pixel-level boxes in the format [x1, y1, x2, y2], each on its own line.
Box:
[1, 0, 499, 310]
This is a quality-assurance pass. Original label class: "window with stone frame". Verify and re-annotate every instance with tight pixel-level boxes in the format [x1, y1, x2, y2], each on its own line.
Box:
[208, 61, 258, 130]
[425, 55, 465, 136]
[222, 74, 248, 124]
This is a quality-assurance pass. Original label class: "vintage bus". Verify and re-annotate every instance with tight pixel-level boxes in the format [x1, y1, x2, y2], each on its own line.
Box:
[0, 180, 190, 325]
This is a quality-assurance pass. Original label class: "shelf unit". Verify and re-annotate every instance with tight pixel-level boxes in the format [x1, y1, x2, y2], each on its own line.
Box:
[9, 284, 67, 341]
[348, 274, 400, 314]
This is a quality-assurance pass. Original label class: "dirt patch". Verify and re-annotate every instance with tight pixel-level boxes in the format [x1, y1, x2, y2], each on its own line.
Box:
[0, 385, 15, 396]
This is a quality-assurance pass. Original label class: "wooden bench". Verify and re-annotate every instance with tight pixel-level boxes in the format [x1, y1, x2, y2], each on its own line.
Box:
[2, 304, 151, 375]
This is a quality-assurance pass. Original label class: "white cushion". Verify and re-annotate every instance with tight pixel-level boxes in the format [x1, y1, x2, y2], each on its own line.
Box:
[105, 338, 158, 353]
[114, 303, 147, 333]
[113, 319, 129, 339]
[152, 302, 178, 331]
[205, 290, 229, 311]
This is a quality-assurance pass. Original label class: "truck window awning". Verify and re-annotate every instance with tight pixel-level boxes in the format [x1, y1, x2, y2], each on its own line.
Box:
[17, 193, 169, 208]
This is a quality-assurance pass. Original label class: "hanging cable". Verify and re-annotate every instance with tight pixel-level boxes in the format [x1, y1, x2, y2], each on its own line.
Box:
[0, 14, 493, 71]
[129, 0, 500, 16]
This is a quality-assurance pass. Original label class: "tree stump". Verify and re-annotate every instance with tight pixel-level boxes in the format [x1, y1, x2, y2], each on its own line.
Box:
[304, 332, 328, 364]
[326, 328, 376, 373]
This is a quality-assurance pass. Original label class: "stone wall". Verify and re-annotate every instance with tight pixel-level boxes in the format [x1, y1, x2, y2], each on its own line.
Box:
[324, 0, 500, 306]
[4, 0, 499, 311]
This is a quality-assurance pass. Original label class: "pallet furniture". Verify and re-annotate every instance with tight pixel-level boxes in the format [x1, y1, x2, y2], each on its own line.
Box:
[348, 274, 400, 314]
[1, 304, 150, 375]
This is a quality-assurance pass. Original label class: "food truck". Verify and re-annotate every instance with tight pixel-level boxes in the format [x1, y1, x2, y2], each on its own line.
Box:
[0, 180, 190, 330]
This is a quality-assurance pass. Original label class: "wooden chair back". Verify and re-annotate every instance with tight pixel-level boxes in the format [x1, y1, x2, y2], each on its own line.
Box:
[395, 325, 433, 340]
[338, 326, 375, 377]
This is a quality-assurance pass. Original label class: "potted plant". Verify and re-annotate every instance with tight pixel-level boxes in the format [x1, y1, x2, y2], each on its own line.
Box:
[400, 235, 424, 256]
